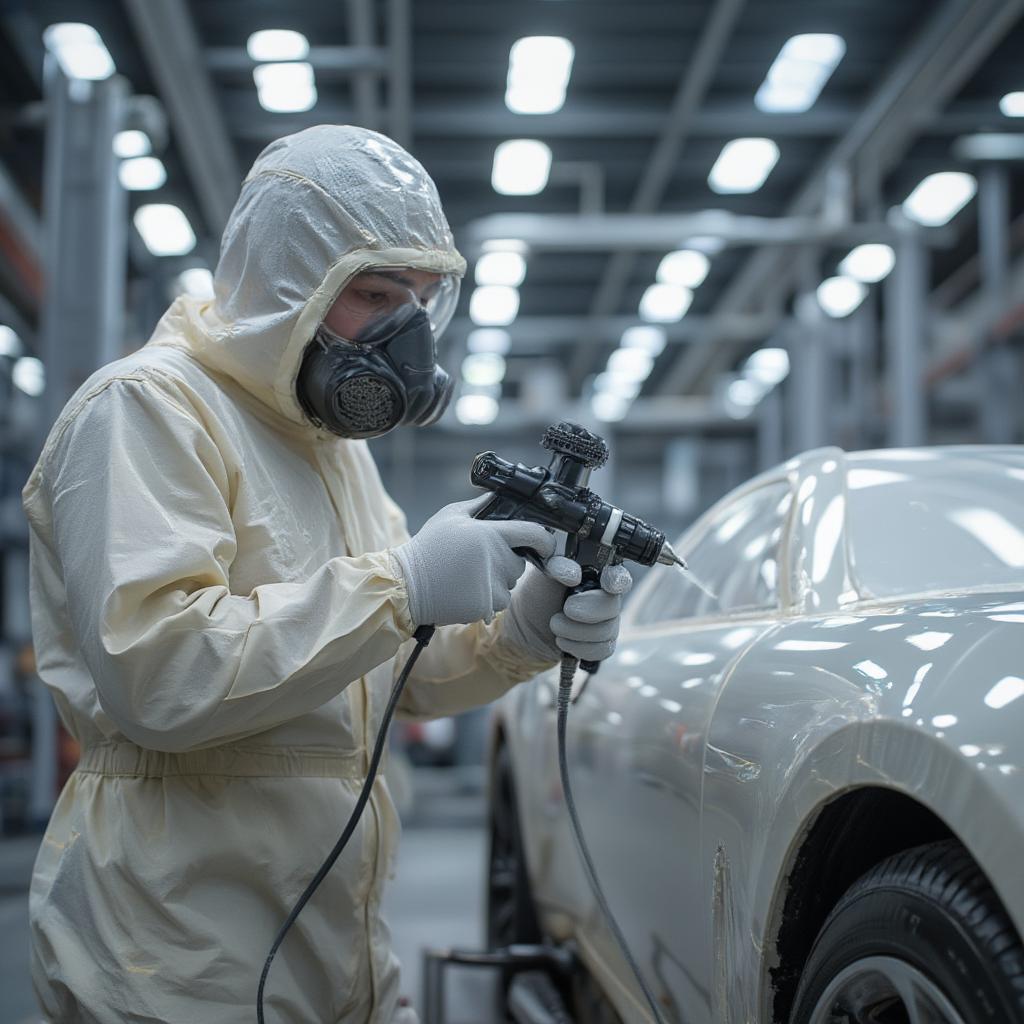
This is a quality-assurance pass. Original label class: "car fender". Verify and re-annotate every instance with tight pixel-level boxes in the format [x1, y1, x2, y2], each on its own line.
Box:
[702, 606, 1024, 1021]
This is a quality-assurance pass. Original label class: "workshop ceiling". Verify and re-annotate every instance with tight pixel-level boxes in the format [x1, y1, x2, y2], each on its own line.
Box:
[1, 0, 1023, 400]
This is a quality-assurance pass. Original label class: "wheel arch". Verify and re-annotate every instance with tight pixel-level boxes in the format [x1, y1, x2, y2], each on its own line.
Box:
[765, 786, 956, 1023]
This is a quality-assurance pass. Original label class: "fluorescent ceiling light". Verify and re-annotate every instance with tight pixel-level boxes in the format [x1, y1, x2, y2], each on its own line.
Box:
[475, 251, 526, 287]
[727, 378, 763, 407]
[592, 392, 630, 422]
[902, 171, 977, 227]
[247, 29, 309, 62]
[755, 33, 846, 113]
[0, 325, 22, 357]
[118, 156, 167, 191]
[656, 249, 710, 289]
[491, 140, 552, 195]
[708, 138, 780, 194]
[594, 373, 642, 399]
[133, 204, 196, 256]
[43, 23, 115, 80]
[469, 285, 520, 326]
[607, 347, 654, 381]
[621, 325, 666, 356]
[13, 356, 45, 396]
[461, 352, 507, 387]
[640, 283, 693, 322]
[113, 130, 150, 158]
[744, 347, 790, 386]
[723, 379, 759, 419]
[481, 238, 529, 254]
[456, 394, 499, 425]
[467, 328, 511, 354]
[839, 243, 895, 283]
[464, 382, 502, 401]
[254, 62, 317, 113]
[176, 267, 215, 299]
[1000, 92, 1024, 117]
[817, 276, 867, 318]
[506, 36, 575, 115]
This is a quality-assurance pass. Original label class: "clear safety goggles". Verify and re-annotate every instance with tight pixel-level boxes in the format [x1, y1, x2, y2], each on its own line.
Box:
[325, 267, 460, 346]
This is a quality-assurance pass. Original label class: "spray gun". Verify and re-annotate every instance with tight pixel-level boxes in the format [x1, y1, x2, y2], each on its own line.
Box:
[470, 421, 686, 674]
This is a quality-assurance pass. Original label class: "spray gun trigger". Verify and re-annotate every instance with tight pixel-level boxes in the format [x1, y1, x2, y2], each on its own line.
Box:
[513, 546, 548, 573]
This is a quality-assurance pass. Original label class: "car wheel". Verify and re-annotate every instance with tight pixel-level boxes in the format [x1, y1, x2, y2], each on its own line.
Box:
[486, 743, 541, 949]
[790, 839, 1024, 1024]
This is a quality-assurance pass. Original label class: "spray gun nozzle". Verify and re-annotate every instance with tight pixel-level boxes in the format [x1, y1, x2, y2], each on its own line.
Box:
[657, 541, 687, 570]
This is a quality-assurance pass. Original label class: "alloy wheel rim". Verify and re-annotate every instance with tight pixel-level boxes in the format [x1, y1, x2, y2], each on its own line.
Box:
[807, 955, 968, 1024]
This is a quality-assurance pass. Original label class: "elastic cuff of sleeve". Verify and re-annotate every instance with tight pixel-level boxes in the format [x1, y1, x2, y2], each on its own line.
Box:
[377, 548, 416, 637]
[483, 612, 560, 683]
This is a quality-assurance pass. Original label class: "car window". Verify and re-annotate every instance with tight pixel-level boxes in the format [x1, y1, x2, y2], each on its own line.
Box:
[632, 482, 792, 625]
[846, 452, 1024, 598]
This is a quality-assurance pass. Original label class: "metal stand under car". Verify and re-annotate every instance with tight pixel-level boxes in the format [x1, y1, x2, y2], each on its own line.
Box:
[421, 944, 576, 1024]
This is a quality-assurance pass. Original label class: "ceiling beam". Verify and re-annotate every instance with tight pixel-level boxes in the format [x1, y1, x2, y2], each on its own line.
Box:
[206, 46, 389, 74]
[658, 0, 1024, 397]
[464, 212, 915, 254]
[219, 97, 1014, 145]
[416, 100, 1010, 141]
[446, 312, 779, 350]
[122, 0, 241, 236]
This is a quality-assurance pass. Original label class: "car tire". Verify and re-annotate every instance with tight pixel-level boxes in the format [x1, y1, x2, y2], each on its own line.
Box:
[487, 742, 542, 949]
[790, 839, 1024, 1023]
[486, 743, 542, 1016]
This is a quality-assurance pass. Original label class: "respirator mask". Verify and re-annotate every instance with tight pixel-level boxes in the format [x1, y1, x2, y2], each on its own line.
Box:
[296, 268, 459, 439]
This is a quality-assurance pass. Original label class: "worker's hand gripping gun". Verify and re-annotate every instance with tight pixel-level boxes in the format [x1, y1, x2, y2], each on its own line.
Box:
[470, 421, 686, 674]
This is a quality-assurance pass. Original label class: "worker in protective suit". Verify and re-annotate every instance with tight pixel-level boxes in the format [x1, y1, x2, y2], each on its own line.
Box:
[22, 124, 631, 1023]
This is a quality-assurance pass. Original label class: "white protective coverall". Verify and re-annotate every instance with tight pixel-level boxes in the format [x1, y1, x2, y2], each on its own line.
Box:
[22, 125, 557, 1023]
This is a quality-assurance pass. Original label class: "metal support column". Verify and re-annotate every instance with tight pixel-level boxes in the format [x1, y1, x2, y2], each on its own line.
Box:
[30, 61, 129, 825]
[348, 0, 380, 131]
[884, 222, 929, 447]
[756, 387, 784, 470]
[387, 0, 412, 147]
[846, 301, 876, 449]
[788, 295, 830, 454]
[976, 163, 1016, 442]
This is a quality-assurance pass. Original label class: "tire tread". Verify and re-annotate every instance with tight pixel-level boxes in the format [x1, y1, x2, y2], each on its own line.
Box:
[791, 839, 1024, 1023]
[838, 839, 1024, 1000]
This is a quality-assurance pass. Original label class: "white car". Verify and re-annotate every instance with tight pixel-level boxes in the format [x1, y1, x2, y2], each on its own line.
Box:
[486, 445, 1024, 1024]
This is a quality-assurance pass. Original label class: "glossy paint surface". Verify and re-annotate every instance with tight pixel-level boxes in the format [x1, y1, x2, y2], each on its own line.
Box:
[496, 446, 1024, 1024]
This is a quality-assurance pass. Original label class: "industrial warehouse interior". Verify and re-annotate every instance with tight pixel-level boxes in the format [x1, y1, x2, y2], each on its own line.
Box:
[2, 1, 1024, 1023]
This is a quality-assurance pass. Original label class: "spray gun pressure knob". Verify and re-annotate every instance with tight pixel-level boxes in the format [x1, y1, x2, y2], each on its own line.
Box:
[541, 422, 609, 470]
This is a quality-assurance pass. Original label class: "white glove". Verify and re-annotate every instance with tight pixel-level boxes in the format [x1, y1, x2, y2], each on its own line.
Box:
[502, 560, 633, 663]
[391, 497, 556, 627]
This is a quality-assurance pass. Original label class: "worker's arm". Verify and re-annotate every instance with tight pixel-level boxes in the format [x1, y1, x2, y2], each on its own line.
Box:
[23, 375, 415, 753]
[380, 492, 558, 721]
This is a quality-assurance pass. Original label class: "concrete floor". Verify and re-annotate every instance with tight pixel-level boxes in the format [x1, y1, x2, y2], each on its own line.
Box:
[0, 769, 501, 1024]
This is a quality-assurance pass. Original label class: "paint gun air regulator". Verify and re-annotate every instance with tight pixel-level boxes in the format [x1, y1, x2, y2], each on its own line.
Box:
[470, 421, 686, 674]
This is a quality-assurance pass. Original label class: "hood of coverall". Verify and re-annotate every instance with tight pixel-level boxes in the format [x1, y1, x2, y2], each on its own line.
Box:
[150, 125, 466, 429]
